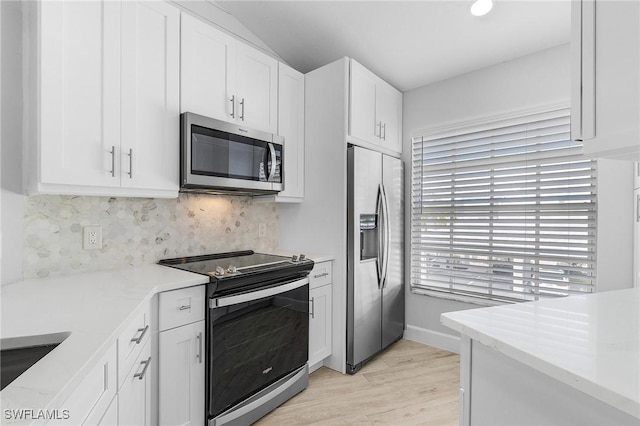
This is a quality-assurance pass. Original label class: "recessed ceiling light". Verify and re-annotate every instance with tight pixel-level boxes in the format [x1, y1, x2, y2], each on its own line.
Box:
[470, 0, 494, 17]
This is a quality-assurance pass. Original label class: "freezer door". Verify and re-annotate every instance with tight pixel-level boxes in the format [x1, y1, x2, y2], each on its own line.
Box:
[347, 147, 383, 368]
[382, 154, 405, 349]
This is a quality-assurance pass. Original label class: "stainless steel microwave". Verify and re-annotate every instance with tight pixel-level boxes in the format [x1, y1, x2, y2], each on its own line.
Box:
[180, 112, 284, 195]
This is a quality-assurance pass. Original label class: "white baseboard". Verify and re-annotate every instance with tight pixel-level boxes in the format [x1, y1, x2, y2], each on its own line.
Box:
[404, 325, 461, 354]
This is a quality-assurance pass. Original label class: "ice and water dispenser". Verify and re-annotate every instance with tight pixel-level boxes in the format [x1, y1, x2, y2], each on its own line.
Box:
[360, 214, 379, 261]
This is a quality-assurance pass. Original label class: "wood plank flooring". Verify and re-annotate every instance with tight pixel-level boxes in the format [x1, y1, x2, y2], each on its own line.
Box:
[255, 339, 460, 425]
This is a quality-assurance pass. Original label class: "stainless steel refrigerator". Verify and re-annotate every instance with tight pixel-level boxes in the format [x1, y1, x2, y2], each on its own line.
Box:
[347, 146, 404, 374]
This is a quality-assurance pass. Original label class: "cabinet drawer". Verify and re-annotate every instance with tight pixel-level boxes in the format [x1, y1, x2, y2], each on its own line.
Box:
[48, 344, 117, 425]
[309, 261, 332, 289]
[159, 285, 205, 331]
[118, 303, 150, 388]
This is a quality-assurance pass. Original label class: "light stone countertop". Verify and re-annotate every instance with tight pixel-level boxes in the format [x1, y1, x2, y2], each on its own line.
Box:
[271, 250, 335, 264]
[0, 265, 208, 424]
[441, 288, 640, 419]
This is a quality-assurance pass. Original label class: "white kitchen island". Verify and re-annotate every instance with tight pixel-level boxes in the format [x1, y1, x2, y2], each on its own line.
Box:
[441, 288, 640, 426]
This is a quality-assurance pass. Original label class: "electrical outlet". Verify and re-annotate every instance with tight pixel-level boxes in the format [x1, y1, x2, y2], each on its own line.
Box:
[83, 226, 103, 250]
[258, 223, 267, 238]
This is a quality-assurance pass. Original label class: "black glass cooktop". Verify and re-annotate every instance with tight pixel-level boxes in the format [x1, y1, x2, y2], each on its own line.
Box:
[159, 250, 312, 280]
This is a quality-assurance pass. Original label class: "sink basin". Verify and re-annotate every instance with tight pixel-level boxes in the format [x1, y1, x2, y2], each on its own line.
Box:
[1, 332, 70, 391]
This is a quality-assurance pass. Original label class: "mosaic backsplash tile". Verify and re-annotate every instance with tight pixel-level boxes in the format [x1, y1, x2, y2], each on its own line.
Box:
[23, 194, 280, 279]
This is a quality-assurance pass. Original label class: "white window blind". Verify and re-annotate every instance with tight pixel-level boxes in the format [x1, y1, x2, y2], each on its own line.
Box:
[411, 109, 597, 303]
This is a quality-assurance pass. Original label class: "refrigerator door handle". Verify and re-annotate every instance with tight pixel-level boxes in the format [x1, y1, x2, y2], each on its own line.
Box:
[380, 184, 391, 289]
[376, 184, 384, 289]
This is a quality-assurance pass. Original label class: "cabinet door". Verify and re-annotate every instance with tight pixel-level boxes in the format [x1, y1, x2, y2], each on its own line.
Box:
[349, 60, 378, 144]
[39, 0, 121, 187]
[120, 1, 179, 192]
[376, 82, 403, 154]
[119, 340, 152, 426]
[235, 43, 278, 133]
[277, 63, 305, 199]
[180, 13, 236, 121]
[309, 285, 332, 367]
[159, 320, 205, 426]
[84, 395, 117, 426]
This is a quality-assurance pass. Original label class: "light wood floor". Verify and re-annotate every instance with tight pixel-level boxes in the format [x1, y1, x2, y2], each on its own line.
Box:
[255, 339, 460, 425]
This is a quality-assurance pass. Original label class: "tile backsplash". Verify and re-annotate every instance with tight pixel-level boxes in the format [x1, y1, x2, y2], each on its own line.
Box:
[23, 194, 279, 279]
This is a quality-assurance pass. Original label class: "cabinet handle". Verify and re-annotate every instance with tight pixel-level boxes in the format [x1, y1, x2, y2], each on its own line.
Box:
[109, 146, 116, 177]
[196, 332, 203, 364]
[382, 123, 386, 140]
[239, 98, 245, 121]
[636, 194, 640, 222]
[178, 305, 191, 311]
[313, 272, 329, 279]
[127, 148, 133, 178]
[133, 357, 152, 380]
[131, 325, 149, 344]
[309, 297, 315, 319]
[230, 95, 235, 118]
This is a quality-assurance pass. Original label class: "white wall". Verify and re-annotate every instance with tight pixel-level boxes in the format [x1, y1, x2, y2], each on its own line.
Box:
[1, 1, 25, 285]
[402, 43, 634, 351]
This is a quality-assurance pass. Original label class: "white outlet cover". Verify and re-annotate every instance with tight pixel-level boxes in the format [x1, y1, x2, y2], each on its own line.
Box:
[83, 226, 103, 250]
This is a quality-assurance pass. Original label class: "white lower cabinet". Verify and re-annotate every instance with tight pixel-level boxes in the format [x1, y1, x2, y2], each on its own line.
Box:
[95, 396, 118, 426]
[158, 321, 205, 426]
[158, 286, 206, 426]
[118, 340, 152, 426]
[48, 345, 117, 425]
[308, 261, 333, 372]
[309, 284, 332, 369]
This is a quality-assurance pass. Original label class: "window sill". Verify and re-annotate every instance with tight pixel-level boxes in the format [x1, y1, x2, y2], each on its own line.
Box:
[410, 287, 512, 307]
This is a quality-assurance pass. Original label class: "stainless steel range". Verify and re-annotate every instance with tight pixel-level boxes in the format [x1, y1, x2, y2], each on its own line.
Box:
[159, 250, 314, 426]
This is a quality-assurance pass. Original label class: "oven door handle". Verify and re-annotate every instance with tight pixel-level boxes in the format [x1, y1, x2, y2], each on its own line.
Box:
[209, 277, 309, 308]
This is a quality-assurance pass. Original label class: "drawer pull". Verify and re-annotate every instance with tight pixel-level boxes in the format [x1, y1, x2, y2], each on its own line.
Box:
[133, 357, 152, 380]
[313, 272, 329, 279]
[130, 325, 149, 344]
[178, 305, 191, 311]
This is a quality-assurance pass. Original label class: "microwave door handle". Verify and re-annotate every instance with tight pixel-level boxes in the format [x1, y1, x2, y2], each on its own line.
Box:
[267, 143, 277, 182]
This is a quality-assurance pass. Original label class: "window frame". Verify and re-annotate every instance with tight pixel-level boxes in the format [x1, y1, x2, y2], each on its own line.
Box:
[410, 104, 598, 304]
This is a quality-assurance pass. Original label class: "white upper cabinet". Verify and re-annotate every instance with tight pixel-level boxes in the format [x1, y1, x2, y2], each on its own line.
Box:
[350, 61, 378, 143]
[181, 14, 278, 134]
[235, 43, 279, 133]
[120, 1, 180, 192]
[257, 62, 305, 203]
[349, 59, 402, 156]
[37, 0, 121, 190]
[28, 0, 180, 198]
[572, 0, 640, 161]
[180, 13, 236, 123]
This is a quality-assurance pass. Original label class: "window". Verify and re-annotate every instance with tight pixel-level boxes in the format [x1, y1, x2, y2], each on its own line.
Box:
[411, 109, 597, 303]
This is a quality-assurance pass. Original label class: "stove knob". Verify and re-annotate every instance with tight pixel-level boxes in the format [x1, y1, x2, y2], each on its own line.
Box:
[299, 254, 306, 261]
[291, 255, 299, 262]
[227, 265, 237, 274]
[215, 266, 225, 276]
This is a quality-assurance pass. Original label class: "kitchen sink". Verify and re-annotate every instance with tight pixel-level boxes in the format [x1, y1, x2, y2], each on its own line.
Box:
[1, 332, 70, 391]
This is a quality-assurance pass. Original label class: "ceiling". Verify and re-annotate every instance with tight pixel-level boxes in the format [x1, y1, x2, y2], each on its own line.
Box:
[215, 0, 571, 92]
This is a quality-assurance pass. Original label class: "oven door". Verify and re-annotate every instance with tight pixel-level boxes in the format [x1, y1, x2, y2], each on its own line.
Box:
[207, 277, 309, 420]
